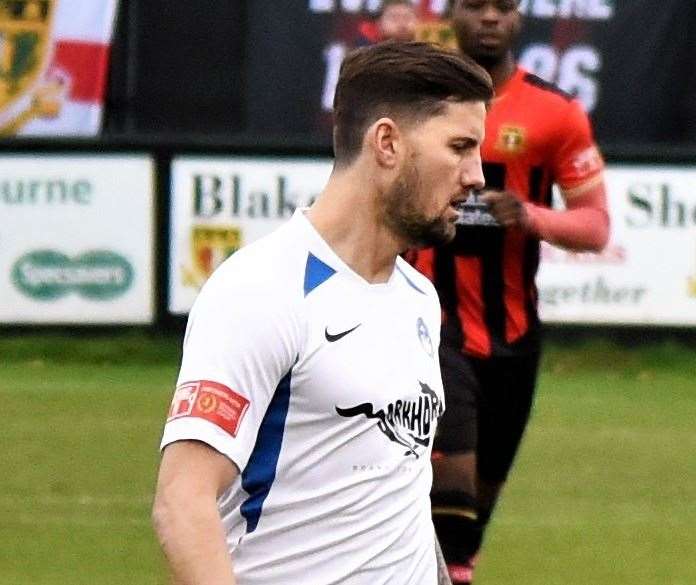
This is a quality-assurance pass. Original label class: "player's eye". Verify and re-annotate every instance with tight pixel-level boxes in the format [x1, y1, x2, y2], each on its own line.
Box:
[462, 0, 485, 10]
[496, 0, 518, 12]
[451, 140, 475, 153]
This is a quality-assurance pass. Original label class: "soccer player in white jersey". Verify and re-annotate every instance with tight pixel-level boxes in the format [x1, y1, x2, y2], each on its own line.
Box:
[152, 41, 492, 585]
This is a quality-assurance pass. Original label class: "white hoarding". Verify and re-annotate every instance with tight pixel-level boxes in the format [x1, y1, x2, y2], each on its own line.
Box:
[538, 166, 696, 325]
[0, 155, 155, 324]
[170, 158, 696, 326]
[169, 157, 332, 314]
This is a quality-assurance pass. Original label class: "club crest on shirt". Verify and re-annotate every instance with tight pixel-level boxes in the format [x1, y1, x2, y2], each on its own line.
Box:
[335, 381, 444, 458]
[416, 317, 433, 357]
[496, 125, 527, 155]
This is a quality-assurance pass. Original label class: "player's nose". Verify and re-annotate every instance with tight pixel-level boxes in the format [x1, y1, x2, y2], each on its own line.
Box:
[461, 158, 485, 191]
[481, 4, 502, 23]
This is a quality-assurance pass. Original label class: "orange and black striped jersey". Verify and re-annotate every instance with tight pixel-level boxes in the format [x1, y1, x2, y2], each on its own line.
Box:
[415, 67, 605, 358]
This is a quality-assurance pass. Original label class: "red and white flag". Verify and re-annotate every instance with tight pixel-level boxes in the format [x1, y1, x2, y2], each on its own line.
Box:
[0, 0, 119, 137]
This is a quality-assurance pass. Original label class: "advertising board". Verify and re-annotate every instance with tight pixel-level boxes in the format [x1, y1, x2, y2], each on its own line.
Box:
[169, 157, 332, 314]
[170, 158, 696, 326]
[0, 154, 155, 324]
[539, 166, 696, 325]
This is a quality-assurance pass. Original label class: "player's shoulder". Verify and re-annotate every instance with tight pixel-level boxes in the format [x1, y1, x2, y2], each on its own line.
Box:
[513, 67, 590, 134]
[518, 69, 575, 104]
[202, 216, 308, 304]
[395, 256, 439, 301]
[184, 218, 309, 360]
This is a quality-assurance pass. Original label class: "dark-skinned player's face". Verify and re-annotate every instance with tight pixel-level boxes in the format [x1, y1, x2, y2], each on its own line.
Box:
[451, 0, 521, 67]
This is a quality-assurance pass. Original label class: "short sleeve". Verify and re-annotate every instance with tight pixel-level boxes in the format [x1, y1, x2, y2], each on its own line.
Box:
[160, 265, 302, 471]
[551, 99, 605, 190]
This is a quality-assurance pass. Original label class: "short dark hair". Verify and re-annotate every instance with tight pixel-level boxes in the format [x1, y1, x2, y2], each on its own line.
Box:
[333, 41, 493, 166]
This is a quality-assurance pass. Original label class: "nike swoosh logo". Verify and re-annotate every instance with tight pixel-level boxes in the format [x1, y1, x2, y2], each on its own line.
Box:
[325, 324, 361, 343]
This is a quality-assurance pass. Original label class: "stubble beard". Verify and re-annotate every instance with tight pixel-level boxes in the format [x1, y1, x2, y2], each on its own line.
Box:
[382, 164, 456, 250]
[458, 37, 507, 72]
[469, 50, 505, 72]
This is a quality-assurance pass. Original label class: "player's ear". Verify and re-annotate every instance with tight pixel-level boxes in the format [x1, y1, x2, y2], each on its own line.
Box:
[368, 117, 401, 169]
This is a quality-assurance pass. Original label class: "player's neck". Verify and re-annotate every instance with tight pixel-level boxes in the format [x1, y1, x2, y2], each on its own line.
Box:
[307, 170, 403, 284]
[483, 52, 517, 90]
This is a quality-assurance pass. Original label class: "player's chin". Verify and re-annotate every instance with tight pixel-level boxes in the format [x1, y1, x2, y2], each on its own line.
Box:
[435, 215, 458, 243]
[408, 218, 455, 249]
[443, 220, 457, 241]
[445, 203, 462, 224]
[471, 45, 506, 63]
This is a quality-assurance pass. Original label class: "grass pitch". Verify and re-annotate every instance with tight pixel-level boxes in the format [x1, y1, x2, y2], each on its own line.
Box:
[1, 332, 694, 584]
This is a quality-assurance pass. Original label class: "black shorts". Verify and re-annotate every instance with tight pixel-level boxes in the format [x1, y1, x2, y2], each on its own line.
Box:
[434, 345, 541, 483]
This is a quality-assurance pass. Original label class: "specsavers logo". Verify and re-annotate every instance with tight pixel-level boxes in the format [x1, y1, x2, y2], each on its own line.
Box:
[0, 1, 68, 136]
[12, 250, 134, 301]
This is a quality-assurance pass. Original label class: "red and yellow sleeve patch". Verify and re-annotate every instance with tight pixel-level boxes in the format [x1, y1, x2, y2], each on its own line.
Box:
[167, 380, 250, 438]
[570, 145, 604, 176]
[561, 173, 606, 200]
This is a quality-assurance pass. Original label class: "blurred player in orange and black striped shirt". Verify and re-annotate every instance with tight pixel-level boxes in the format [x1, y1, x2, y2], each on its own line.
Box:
[411, 1, 609, 583]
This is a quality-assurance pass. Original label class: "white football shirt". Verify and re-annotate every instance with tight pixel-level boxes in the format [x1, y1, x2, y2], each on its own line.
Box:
[161, 210, 445, 585]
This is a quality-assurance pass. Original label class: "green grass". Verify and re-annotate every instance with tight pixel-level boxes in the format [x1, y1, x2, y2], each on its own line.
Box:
[0, 333, 179, 585]
[479, 340, 696, 584]
[1, 333, 694, 584]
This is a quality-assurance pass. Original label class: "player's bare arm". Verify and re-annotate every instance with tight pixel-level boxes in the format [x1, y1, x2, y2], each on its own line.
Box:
[523, 176, 609, 252]
[480, 176, 609, 252]
[153, 441, 239, 585]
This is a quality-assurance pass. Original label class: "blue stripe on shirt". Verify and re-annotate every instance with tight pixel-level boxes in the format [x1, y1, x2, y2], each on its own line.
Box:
[240, 367, 294, 533]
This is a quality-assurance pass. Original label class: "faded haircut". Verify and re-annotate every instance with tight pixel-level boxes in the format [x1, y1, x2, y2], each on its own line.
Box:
[333, 40, 493, 167]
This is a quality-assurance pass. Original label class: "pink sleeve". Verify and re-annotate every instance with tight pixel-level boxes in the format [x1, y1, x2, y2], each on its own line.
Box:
[524, 180, 610, 252]
[552, 100, 604, 189]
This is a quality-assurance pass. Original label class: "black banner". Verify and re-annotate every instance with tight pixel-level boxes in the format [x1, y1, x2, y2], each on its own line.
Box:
[244, 0, 696, 145]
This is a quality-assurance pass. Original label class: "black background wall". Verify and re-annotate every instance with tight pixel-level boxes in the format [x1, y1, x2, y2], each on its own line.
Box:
[102, 1, 696, 147]
[105, 0, 247, 136]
